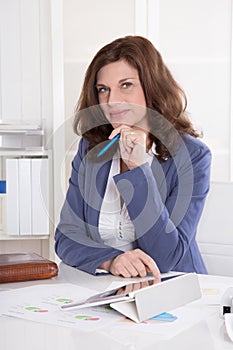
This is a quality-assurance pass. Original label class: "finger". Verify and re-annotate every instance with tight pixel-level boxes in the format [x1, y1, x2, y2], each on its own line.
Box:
[125, 133, 135, 149]
[134, 249, 161, 280]
[120, 250, 148, 277]
[130, 259, 148, 278]
[145, 262, 161, 280]
[123, 283, 138, 294]
[140, 255, 160, 279]
[123, 262, 141, 278]
[115, 254, 145, 278]
[112, 265, 131, 278]
[117, 250, 148, 277]
[108, 125, 131, 140]
[121, 130, 138, 154]
[119, 142, 132, 161]
[131, 282, 146, 292]
[139, 281, 152, 289]
[116, 287, 127, 295]
[123, 130, 147, 157]
[110, 257, 136, 278]
[120, 129, 133, 150]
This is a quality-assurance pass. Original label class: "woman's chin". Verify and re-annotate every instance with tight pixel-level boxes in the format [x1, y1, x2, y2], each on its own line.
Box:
[111, 121, 132, 129]
[111, 122, 121, 129]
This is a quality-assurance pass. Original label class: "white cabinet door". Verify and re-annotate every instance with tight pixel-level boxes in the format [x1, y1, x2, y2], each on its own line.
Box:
[136, 0, 233, 182]
[0, 0, 52, 129]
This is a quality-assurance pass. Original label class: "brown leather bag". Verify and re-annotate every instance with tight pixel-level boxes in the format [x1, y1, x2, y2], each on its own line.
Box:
[0, 252, 58, 283]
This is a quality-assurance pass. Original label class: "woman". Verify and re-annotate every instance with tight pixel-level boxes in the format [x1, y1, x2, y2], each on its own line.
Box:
[55, 35, 211, 278]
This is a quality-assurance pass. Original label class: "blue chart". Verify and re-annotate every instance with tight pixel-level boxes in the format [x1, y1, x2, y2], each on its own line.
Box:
[144, 312, 177, 324]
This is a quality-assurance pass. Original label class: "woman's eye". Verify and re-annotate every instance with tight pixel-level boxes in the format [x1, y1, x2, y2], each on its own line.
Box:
[121, 82, 133, 89]
[96, 86, 109, 94]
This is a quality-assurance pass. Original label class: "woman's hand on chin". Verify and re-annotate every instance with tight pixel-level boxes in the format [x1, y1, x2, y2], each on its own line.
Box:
[109, 126, 148, 170]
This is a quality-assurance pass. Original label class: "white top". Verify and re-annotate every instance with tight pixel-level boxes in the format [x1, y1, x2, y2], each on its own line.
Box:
[99, 146, 155, 251]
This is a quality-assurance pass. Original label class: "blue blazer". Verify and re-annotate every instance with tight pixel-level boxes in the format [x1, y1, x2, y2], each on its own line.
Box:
[55, 134, 211, 275]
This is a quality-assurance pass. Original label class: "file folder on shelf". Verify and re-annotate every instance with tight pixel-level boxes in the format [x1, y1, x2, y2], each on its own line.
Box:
[18, 159, 32, 235]
[31, 158, 49, 235]
[5, 157, 49, 236]
[6, 158, 19, 235]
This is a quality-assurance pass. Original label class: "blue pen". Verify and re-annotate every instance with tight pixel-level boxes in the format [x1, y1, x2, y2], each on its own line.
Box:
[97, 133, 120, 158]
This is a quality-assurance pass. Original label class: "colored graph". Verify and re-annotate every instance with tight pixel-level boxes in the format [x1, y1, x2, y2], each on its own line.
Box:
[56, 298, 73, 304]
[25, 306, 48, 313]
[75, 315, 100, 321]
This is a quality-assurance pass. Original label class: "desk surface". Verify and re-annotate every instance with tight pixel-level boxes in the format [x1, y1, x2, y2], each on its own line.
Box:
[1, 263, 233, 350]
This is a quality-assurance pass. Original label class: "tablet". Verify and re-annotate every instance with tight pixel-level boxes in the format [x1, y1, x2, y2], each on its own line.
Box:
[61, 274, 182, 311]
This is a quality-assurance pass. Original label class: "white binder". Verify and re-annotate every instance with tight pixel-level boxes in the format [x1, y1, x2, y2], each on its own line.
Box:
[6, 158, 19, 235]
[31, 158, 49, 235]
[18, 158, 32, 235]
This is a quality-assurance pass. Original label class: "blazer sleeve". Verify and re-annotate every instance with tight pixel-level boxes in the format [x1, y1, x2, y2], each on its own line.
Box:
[54, 138, 123, 275]
[113, 138, 212, 273]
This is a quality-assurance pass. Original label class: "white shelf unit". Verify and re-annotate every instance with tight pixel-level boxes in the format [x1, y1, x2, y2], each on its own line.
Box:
[0, 148, 54, 260]
[0, 124, 45, 151]
[0, 1, 60, 261]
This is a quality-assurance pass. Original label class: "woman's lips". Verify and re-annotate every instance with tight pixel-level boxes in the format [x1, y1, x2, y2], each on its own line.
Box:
[109, 109, 130, 118]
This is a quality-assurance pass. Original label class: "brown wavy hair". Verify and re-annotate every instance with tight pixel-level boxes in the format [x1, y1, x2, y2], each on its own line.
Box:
[73, 35, 200, 161]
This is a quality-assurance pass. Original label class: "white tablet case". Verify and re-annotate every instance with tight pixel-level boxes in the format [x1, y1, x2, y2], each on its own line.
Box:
[110, 273, 201, 323]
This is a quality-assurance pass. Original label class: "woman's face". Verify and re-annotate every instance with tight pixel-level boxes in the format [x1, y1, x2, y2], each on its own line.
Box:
[96, 60, 147, 130]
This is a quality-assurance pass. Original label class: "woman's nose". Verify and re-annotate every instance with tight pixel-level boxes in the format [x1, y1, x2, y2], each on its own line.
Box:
[107, 88, 123, 104]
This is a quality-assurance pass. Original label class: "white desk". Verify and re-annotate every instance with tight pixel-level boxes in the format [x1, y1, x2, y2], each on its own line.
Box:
[1, 262, 233, 350]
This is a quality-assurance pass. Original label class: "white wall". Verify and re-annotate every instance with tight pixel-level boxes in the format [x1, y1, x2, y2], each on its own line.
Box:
[146, 0, 233, 183]
[63, 0, 135, 184]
